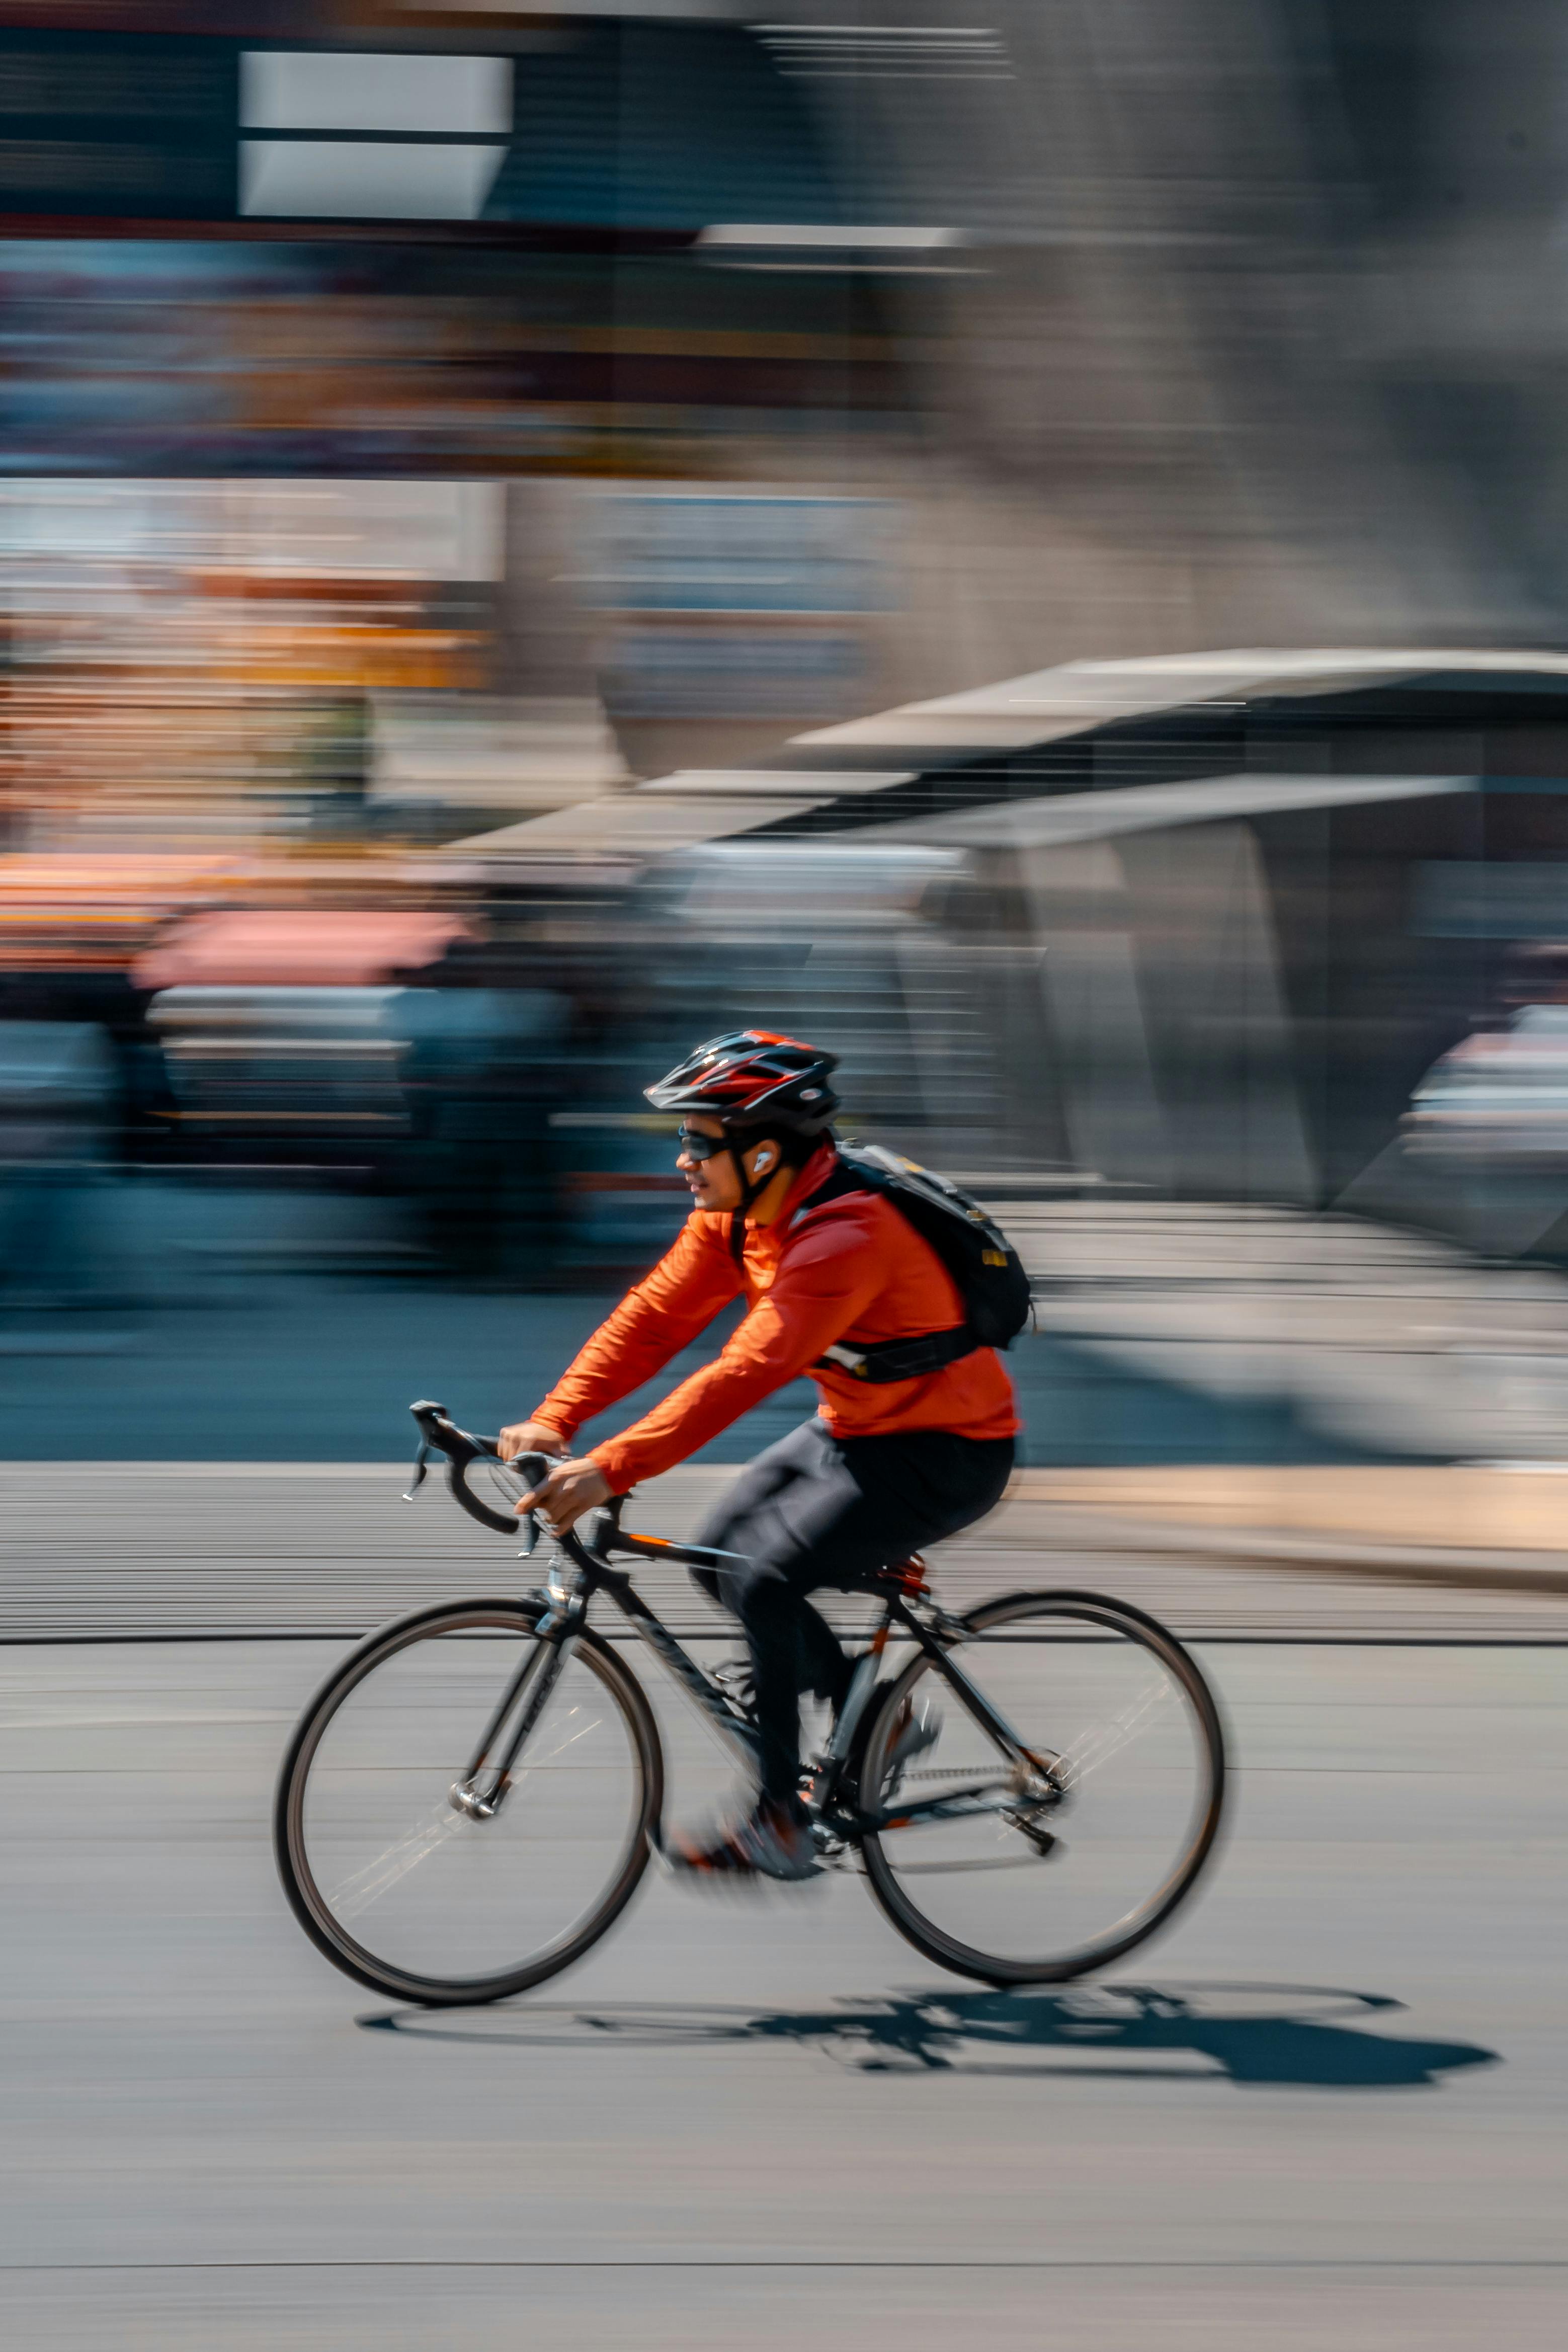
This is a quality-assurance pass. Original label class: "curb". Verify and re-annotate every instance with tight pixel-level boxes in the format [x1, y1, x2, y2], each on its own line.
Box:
[999, 1499, 1568, 1598]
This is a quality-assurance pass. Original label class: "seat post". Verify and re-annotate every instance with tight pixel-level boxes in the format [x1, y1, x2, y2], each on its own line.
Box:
[821, 1604, 895, 1778]
[876, 1553, 930, 1599]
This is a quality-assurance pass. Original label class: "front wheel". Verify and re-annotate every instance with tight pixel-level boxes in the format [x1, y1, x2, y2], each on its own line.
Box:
[858, 1591, 1225, 1985]
[275, 1599, 663, 2006]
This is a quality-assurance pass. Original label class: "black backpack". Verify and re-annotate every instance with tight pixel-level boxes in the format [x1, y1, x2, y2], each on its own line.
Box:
[794, 1144, 1033, 1384]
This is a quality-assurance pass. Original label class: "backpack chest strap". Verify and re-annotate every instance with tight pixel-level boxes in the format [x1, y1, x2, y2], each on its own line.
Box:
[816, 1328, 981, 1384]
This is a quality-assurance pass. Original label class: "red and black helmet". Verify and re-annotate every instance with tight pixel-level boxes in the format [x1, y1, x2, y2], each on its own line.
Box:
[645, 1029, 840, 1135]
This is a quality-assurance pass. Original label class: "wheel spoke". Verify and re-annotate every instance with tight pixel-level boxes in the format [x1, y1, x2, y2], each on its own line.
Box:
[1051, 1674, 1173, 1790]
[329, 1804, 475, 1922]
[325, 1707, 609, 1922]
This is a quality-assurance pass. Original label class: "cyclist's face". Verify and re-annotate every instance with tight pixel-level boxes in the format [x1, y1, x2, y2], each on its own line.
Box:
[677, 1115, 773, 1211]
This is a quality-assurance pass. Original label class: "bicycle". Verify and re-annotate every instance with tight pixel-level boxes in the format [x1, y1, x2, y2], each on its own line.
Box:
[274, 1401, 1227, 2007]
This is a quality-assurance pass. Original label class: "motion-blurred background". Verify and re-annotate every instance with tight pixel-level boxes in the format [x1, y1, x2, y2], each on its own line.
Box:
[8, 0, 1568, 1473]
[8, 26, 1568, 2337]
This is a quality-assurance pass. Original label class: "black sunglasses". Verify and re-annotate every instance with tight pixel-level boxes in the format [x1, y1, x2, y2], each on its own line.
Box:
[675, 1126, 730, 1161]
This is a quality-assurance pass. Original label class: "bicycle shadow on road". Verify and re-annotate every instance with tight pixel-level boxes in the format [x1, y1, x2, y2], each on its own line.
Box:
[360, 1982, 1498, 2090]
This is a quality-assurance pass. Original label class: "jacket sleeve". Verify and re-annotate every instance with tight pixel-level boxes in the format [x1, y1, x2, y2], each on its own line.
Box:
[530, 1212, 742, 1446]
[588, 1208, 883, 1491]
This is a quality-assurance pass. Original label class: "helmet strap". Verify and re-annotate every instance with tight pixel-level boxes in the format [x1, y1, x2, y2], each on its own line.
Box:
[727, 1138, 774, 1265]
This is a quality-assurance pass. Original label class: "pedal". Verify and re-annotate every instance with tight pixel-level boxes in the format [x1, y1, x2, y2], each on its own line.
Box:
[1007, 1813, 1062, 1859]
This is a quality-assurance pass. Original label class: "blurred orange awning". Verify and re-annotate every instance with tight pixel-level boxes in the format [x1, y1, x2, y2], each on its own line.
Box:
[135, 911, 474, 991]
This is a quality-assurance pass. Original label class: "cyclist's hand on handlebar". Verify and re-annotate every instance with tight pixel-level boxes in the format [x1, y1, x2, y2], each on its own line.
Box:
[517, 1457, 613, 1536]
[498, 1420, 568, 1464]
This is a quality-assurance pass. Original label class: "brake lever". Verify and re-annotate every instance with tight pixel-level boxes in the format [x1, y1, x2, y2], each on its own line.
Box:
[402, 1441, 431, 1504]
[507, 1448, 552, 1559]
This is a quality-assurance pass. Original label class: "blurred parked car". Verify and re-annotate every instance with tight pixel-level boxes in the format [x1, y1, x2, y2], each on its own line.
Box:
[0, 1020, 117, 1309]
[146, 985, 411, 1145]
[1403, 1007, 1568, 1165]
[145, 980, 573, 1281]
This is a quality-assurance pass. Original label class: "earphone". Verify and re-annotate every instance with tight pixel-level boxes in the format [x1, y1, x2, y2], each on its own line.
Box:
[754, 1150, 774, 1172]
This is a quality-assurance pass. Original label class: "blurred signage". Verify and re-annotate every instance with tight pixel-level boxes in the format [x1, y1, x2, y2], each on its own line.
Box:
[585, 491, 891, 721]
[0, 240, 897, 475]
[0, 478, 503, 578]
[601, 627, 863, 720]
[0, 32, 238, 217]
[370, 695, 629, 809]
[583, 493, 891, 615]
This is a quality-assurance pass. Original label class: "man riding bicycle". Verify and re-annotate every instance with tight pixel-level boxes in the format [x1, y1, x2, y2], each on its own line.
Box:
[500, 1029, 1019, 1882]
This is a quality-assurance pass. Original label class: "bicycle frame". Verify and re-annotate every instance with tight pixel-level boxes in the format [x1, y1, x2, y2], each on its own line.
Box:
[410, 1409, 1052, 1841]
[510, 1513, 1054, 1844]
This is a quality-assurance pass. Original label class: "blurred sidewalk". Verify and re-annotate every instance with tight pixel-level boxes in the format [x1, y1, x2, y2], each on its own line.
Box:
[1011, 1199, 1568, 1465]
[14, 1181, 1566, 1469]
[1017, 1465, 1568, 1593]
[0, 1178, 1379, 1466]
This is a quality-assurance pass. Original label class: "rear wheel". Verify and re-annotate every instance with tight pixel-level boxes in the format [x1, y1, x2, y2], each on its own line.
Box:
[858, 1591, 1224, 1984]
[275, 1599, 662, 2006]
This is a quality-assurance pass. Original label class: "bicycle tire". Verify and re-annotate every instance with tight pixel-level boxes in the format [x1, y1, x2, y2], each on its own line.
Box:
[858, 1589, 1225, 1986]
[274, 1597, 663, 2006]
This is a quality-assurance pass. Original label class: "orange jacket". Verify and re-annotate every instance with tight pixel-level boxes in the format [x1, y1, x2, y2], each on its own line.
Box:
[531, 1142, 1020, 1492]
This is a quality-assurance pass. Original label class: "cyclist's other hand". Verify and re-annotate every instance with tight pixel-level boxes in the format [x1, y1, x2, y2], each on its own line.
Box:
[517, 1457, 613, 1535]
[499, 1421, 566, 1464]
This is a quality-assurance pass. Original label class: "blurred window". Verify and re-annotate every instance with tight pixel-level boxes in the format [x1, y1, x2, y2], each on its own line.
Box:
[239, 141, 506, 221]
[240, 53, 511, 137]
[239, 50, 511, 222]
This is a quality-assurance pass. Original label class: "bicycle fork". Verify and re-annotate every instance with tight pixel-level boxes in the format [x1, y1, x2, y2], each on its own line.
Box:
[449, 1607, 578, 1821]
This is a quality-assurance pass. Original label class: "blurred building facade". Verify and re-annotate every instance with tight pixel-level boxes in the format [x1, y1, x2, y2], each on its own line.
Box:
[5, 1, 1568, 771]
[5, 0, 1568, 1345]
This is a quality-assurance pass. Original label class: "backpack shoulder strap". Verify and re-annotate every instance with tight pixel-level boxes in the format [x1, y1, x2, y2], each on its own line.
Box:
[790, 1152, 878, 1225]
[791, 1150, 980, 1385]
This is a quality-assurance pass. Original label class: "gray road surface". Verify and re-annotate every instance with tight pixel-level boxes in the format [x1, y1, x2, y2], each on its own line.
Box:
[10, 1464, 1568, 1641]
[3, 1634, 1566, 2349]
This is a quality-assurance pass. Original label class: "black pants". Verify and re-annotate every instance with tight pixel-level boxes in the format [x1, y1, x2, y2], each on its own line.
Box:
[692, 1418, 1016, 1805]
